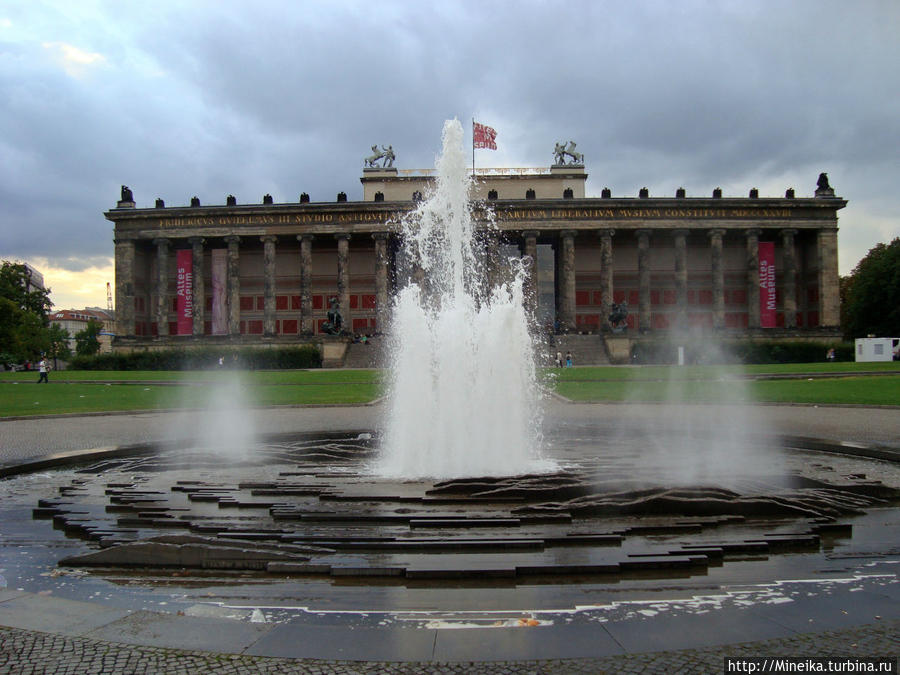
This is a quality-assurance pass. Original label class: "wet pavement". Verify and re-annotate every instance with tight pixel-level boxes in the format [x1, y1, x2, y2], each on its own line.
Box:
[1, 402, 899, 671]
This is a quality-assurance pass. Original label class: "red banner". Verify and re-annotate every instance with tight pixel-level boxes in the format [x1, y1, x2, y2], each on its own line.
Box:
[473, 121, 497, 150]
[758, 242, 776, 328]
[176, 249, 193, 335]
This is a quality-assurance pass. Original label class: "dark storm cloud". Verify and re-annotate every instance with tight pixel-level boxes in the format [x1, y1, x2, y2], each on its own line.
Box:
[0, 0, 897, 292]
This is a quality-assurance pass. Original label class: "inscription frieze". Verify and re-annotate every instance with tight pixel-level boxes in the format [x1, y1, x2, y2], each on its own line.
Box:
[498, 207, 793, 221]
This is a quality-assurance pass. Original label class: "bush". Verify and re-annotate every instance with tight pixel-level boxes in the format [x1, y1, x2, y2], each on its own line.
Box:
[69, 345, 322, 371]
[630, 340, 853, 365]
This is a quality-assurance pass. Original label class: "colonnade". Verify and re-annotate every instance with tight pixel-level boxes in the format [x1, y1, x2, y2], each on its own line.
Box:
[114, 224, 839, 340]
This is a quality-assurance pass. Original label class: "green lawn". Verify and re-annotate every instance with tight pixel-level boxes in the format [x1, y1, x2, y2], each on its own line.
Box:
[1, 363, 897, 417]
[554, 375, 900, 406]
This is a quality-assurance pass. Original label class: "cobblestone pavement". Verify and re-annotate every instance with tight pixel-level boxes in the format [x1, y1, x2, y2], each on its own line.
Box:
[1, 620, 897, 674]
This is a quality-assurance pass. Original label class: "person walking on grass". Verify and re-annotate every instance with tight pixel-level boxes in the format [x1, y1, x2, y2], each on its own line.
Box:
[37, 357, 49, 383]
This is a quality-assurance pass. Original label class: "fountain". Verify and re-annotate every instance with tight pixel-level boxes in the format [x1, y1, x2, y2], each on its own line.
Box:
[378, 119, 552, 479]
[1, 121, 899, 634]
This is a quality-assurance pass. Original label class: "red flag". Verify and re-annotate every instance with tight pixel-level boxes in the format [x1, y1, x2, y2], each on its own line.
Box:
[473, 122, 497, 150]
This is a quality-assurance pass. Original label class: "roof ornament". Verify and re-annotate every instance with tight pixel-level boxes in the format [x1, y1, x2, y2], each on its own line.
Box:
[553, 141, 583, 166]
[364, 144, 396, 169]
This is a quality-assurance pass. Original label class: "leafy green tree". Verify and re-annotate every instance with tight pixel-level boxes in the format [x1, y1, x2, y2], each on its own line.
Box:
[842, 237, 900, 339]
[47, 323, 72, 363]
[0, 261, 54, 361]
[0, 261, 52, 318]
[75, 319, 102, 356]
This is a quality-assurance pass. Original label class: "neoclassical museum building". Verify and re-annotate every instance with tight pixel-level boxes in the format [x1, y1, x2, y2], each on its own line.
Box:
[107, 160, 844, 363]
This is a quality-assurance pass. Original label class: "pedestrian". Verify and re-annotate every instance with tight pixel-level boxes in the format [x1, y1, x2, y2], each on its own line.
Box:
[556, 351, 563, 368]
[826, 348, 835, 362]
[37, 357, 49, 383]
[565, 351, 573, 368]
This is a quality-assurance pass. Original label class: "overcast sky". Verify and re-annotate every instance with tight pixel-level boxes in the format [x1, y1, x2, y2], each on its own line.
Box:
[1, 0, 898, 309]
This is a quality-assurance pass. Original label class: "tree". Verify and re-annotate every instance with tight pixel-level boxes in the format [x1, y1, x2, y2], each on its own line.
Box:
[842, 237, 900, 339]
[0, 261, 54, 361]
[75, 319, 102, 356]
[0, 261, 52, 319]
[46, 323, 72, 364]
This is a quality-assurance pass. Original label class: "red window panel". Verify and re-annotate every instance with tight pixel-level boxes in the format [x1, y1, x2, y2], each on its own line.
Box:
[796, 312, 804, 328]
[698, 290, 713, 305]
[240, 297, 254, 311]
[282, 319, 298, 334]
[663, 290, 676, 305]
[362, 294, 376, 309]
[256, 296, 265, 311]
[628, 291, 639, 305]
[731, 289, 747, 305]
[291, 295, 301, 310]
[135, 322, 144, 336]
[808, 288, 820, 303]
[776, 313, 785, 328]
[248, 320, 263, 334]
[168, 321, 177, 335]
[205, 296, 212, 311]
[276, 295, 288, 311]
[626, 314, 636, 330]
[652, 314, 670, 329]
[239, 321, 246, 334]
[315, 318, 328, 333]
[687, 290, 696, 305]
[807, 311, 819, 327]
[575, 290, 590, 306]
[203, 321, 211, 335]
[650, 290, 660, 306]
[171, 298, 178, 311]
[349, 295, 359, 309]
[591, 291, 603, 306]
[352, 318, 369, 332]
[613, 290, 626, 304]
[312, 295, 324, 310]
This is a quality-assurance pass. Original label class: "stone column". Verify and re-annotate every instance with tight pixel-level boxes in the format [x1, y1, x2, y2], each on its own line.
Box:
[189, 237, 205, 337]
[780, 228, 798, 329]
[522, 230, 539, 314]
[745, 228, 761, 329]
[598, 229, 615, 329]
[708, 229, 726, 330]
[224, 235, 241, 337]
[636, 229, 651, 332]
[336, 234, 351, 329]
[817, 228, 840, 327]
[261, 235, 277, 337]
[114, 239, 136, 338]
[673, 229, 689, 330]
[153, 237, 170, 338]
[373, 233, 390, 332]
[558, 230, 577, 331]
[297, 235, 314, 335]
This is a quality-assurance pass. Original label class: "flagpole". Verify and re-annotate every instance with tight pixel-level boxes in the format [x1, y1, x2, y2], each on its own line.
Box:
[472, 118, 475, 177]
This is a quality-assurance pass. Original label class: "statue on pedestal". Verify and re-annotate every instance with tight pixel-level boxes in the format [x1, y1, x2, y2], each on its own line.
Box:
[321, 297, 344, 335]
[365, 145, 396, 169]
[120, 185, 133, 202]
[553, 141, 584, 166]
[608, 301, 628, 332]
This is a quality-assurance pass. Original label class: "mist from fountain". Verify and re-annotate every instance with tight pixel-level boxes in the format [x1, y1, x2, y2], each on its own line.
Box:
[169, 370, 259, 462]
[376, 119, 554, 479]
[625, 337, 784, 487]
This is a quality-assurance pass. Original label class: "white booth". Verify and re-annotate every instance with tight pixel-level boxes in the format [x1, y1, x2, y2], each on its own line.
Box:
[854, 337, 900, 362]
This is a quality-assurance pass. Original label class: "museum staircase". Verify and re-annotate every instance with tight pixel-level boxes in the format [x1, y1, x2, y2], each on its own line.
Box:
[551, 334, 612, 366]
[342, 339, 383, 369]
